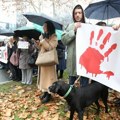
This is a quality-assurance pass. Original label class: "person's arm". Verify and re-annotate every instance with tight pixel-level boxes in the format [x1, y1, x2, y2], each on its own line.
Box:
[112, 24, 120, 30]
[61, 24, 76, 45]
[40, 35, 58, 50]
[62, 22, 81, 45]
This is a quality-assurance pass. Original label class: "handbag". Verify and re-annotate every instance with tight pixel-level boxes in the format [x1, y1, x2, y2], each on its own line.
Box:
[28, 52, 37, 67]
[35, 49, 58, 66]
[10, 51, 19, 66]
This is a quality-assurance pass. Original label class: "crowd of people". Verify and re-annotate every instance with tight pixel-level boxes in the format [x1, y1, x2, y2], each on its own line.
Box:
[0, 4, 120, 106]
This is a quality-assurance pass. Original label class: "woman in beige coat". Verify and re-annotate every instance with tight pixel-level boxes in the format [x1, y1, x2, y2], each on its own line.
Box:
[36, 21, 58, 103]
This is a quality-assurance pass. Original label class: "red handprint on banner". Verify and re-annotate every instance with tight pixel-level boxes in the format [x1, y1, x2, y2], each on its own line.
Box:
[79, 29, 117, 79]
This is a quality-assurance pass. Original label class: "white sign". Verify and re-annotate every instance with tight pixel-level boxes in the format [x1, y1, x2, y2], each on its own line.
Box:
[18, 41, 29, 49]
[76, 23, 120, 92]
[0, 45, 8, 63]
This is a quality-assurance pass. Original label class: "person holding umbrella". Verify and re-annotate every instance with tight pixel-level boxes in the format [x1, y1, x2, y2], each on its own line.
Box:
[62, 4, 89, 87]
[36, 21, 58, 104]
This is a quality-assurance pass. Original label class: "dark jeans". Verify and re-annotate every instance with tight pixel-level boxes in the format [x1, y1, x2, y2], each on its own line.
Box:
[80, 76, 89, 87]
[69, 76, 89, 87]
[69, 76, 77, 85]
[9, 62, 22, 81]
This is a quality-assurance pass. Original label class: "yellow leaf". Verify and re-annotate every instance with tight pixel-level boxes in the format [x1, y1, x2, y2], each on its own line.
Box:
[5, 109, 12, 117]
[31, 106, 37, 111]
[83, 115, 87, 120]
[19, 112, 29, 119]
[15, 86, 23, 90]
[18, 89, 25, 95]
[31, 113, 39, 118]
[65, 112, 70, 118]
[41, 111, 48, 118]
[52, 114, 59, 120]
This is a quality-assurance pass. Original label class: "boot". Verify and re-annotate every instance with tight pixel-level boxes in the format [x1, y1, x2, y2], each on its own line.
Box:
[39, 92, 47, 100]
[58, 70, 63, 79]
[41, 93, 51, 104]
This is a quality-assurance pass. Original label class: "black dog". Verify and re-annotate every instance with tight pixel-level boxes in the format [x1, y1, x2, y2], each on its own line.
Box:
[49, 81, 108, 120]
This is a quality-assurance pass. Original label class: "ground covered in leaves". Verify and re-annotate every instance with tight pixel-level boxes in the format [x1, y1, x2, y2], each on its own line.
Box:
[0, 78, 120, 120]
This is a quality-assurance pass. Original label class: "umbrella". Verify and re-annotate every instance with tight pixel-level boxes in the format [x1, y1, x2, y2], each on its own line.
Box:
[85, 0, 120, 20]
[14, 24, 42, 40]
[14, 23, 63, 40]
[0, 29, 14, 36]
[0, 31, 14, 36]
[23, 13, 63, 30]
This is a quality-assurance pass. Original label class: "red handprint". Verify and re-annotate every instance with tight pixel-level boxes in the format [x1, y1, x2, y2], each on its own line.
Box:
[79, 29, 117, 79]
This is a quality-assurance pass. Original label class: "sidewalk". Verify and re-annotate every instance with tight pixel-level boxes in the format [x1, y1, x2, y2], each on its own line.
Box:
[0, 69, 10, 84]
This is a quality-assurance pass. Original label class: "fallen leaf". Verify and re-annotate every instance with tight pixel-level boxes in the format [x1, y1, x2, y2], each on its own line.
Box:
[5, 109, 12, 117]
[18, 112, 29, 119]
[18, 89, 25, 95]
[15, 86, 23, 90]
[51, 113, 59, 120]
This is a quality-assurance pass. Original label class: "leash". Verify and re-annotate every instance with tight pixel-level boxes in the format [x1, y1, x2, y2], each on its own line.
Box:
[74, 76, 81, 85]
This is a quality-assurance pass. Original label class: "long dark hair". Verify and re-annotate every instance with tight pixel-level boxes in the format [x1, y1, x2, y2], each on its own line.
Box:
[72, 4, 85, 23]
[43, 20, 55, 38]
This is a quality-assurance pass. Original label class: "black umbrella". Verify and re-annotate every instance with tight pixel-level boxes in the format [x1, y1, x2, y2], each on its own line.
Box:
[85, 0, 120, 20]
[14, 24, 41, 40]
[23, 13, 63, 30]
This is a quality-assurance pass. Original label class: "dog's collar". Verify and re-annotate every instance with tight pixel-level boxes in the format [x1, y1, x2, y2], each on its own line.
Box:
[63, 85, 73, 98]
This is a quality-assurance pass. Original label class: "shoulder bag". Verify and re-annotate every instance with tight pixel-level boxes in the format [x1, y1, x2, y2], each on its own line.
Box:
[35, 49, 58, 66]
[10, 51, 19, 66]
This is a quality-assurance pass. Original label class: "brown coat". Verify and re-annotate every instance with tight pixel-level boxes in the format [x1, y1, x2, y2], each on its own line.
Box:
[37, 34, 58, 91]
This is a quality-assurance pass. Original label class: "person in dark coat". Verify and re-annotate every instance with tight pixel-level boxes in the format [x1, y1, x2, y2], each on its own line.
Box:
[8, 36, 21, 81]
[56, 40, 66, 79]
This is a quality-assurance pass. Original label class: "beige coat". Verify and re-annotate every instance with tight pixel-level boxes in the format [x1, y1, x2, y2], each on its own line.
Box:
[37, 34, 58, 91]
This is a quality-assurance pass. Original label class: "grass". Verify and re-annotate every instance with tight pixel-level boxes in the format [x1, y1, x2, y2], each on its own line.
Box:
[0, 70, 68, 93]
[37, 106, 48, 114]
[14, 115, 24, 120]
[0, 71, 120, 120]
[0, 77, 37, 93]
[0, 81, 21, 93]
[58, 104, 66, 117]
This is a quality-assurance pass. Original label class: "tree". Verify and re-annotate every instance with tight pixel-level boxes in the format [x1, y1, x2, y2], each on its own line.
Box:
[0, 0, 93, 27]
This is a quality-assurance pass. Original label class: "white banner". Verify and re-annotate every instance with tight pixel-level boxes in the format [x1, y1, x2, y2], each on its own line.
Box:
[76, 23, 120, 92]
[0, 45, 8, 63]
[18, 41, 29, 49]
